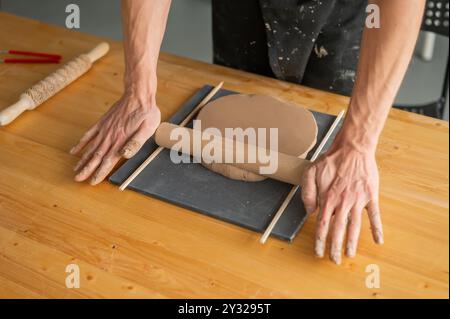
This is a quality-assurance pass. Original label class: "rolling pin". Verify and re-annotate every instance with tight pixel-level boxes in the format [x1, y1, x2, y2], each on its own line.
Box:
[154, 122, 311, 185]
[0, 42, 110, 126]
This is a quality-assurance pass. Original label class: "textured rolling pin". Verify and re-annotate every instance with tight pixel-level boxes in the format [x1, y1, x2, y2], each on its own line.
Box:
[154, 122, 311, 185]
[0, 42, 110, 126]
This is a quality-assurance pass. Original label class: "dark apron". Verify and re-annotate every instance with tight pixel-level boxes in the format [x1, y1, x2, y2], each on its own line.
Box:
[212, 0, 367, 96]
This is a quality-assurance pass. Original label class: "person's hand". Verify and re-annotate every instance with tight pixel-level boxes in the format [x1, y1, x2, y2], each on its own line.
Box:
[301, 138, 383, 264]
[70, 92, 161, 185]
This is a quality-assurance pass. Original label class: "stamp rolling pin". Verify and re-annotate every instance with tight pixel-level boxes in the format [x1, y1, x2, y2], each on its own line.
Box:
[0, 42, 110, 126]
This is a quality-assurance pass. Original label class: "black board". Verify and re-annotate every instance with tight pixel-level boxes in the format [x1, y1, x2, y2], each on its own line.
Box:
[110, 85, 342, 241]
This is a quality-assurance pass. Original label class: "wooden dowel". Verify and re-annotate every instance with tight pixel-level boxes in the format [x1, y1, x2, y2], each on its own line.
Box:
[259, 109, 346, 244]
[119, 81, 224, 191]
[178, 82, 224, 126]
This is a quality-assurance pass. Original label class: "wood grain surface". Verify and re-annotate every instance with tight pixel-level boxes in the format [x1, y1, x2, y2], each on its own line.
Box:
[0, 12, 448, 298]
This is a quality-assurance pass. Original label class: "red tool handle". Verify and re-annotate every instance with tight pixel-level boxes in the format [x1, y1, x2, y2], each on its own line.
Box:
[1, 58, 60, 64]
[7, 50, 61, 60]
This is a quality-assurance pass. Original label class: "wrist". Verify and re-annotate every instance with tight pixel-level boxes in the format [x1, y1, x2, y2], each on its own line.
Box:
[123, 72, 157, 108]
[331, 121, 379, 155]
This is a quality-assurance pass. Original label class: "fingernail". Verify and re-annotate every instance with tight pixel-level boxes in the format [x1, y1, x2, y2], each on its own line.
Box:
[375, 230, 384, 244]
[74, 160, 83, 172]
[74, 167, 87, 182]
[315, 239, 325, 258]
[346, 246, 355, 258]
[331, 252, 341, 265]
[121, 147, 133, 158]
[70, 147, 75, 154]
[121, 141, 140, 158]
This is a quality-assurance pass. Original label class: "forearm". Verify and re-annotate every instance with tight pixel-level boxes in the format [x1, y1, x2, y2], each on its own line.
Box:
[336, 0, 425, 153]
[121, 0, 171, 101]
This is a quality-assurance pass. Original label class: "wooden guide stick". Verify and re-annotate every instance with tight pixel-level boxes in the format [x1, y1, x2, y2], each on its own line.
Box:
[119, 81, 224, 191]
[259, 109, 346, 244]
[0, 42, 110, 126]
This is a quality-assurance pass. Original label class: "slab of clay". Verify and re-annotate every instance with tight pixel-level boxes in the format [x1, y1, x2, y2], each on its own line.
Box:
[196, 94, 318, 181]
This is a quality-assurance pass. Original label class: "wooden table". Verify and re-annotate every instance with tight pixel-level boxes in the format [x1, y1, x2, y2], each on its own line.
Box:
[0, 12, 448, 299]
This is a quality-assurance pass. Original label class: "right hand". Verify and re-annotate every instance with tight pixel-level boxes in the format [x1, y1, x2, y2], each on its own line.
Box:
[300, 134, 383, 264]
[70, 92, 161, 185]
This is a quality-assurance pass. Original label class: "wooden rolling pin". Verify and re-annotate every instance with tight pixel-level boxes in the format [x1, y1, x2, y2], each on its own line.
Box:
[154, 122, 311, 185]
[0, 42, 110, 126]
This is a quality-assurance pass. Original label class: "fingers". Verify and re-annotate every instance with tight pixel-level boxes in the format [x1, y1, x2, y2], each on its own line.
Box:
[73, 137, 102, 172]
[89, 149, 121, 185]
[315, 199, 335, 258]
[70, 124, 99, 155]
[301, 165, 318, 215]
[120, 139, 142, 159]
[329, 201, 352, 265]
[345, 205, 363, 258]
[74, 140, 111, 182]
[367, 199, 384, 244]
[120, 117, 160, 159]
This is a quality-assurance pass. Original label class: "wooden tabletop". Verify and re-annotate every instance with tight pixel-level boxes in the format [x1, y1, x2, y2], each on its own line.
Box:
[0, 12, 448, 299]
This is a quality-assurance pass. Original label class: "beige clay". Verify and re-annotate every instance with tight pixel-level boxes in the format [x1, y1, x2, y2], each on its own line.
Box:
[195, 94, 318, 182]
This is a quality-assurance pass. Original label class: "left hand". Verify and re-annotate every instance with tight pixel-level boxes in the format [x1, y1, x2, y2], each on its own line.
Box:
[70, 92, 161, 185]
[301, 139, 384, 264]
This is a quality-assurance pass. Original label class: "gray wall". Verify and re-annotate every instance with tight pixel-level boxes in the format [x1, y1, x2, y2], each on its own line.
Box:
[0, 0, 212, 62]
[1, 0, 448, 119]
